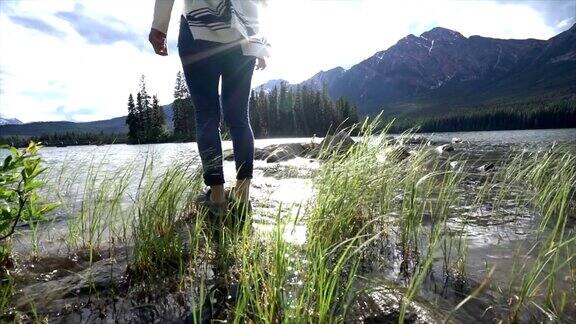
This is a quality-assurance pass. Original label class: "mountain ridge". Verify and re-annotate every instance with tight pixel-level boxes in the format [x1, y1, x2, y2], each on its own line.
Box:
[0, 114, 23, 126]
[259, 23, 576, 117]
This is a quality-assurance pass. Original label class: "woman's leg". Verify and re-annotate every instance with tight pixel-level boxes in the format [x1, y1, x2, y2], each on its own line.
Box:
[221, 49, 256, 202]
[179, 17, 226, 202]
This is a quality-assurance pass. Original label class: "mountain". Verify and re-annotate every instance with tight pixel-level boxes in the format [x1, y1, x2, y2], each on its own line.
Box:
[300, 67, 346, 91]
[0, 114, 23, 126]
[3, 25, 575, 137]
[1, 105, 173, 137]
[263, 24, 576, 117]
[255, 67, 346, 94]
[255, 79, 289, 93]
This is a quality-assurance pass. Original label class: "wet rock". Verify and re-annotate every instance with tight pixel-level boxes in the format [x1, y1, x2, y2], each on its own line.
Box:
[389, 146, 410, 161]
[322, 130, 355, 150]
[404, 135, 434, 145]
[347, 286, 440, 323]
[476, 163, 495, 172]
[435, 144, 454, 153]
[266, 147, 297, 163]
[308, 130, 355, 158]
[14, 254, 128, 312]
[254, 147, 269, 160]
[263, 143, 313, 163]
[225, 143, 318, 163]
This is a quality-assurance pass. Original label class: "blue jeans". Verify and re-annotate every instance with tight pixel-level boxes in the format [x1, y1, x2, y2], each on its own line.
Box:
[178, 16, 256, 186]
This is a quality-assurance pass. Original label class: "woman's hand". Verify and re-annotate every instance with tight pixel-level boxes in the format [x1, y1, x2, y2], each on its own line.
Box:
[256, 57, 267, 70]
[149, 28, 168, 56]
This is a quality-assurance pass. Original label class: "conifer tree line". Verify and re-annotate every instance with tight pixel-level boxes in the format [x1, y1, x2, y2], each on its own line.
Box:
[3, 92, 573, 148]
[249, 82, 361, 138]
[125, 73, 195, 144]
[126, 75, 167, 144]
[387, 99, 576, 133]
[0, 132, 128, 148]
[125, 76, 360, 144]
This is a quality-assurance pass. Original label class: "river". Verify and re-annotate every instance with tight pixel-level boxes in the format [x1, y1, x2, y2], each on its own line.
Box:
[2, 128, 575, 322]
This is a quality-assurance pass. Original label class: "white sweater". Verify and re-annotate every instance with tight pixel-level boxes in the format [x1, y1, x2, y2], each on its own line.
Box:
[152, 0, 270, 58]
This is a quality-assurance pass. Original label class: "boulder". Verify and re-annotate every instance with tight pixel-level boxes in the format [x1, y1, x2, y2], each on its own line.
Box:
[404, 135, 434, 145]
[254, 147, 269, 160]
[265, 147, 297, 163]
[435, 144, 454, 153]
[347, 286, 440, 323]
[14, 254, 127, 311]
[476, 163, 495, 172]
[308, 131, 355, 158]
[225, 142, 321, 163]
[389, 146, 410, 161]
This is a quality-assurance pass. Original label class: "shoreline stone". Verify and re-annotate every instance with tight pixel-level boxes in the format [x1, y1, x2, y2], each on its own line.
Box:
[224, 131, 356, 163]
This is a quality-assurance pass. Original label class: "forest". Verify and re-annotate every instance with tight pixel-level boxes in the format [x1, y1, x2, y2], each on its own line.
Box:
[1, 82, 574, 148]
[386, 99, 576, 133]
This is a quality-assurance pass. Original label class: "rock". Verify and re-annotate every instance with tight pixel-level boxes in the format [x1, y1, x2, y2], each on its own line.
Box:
[223, 144, 315, 162]
[323, 131, 355, 150]
[389, 146, 410, 161]
[404, 135, 433, 145]
[347, 286, 440, 323]
[476, 163, 495, 172]
[451, 137, 462, 143]
[254, 147, 268, 160]
[263, 143, 315, 163]
[265, 147, 297, 163]
[435, 144, 454, 153]
[14, 254, 128, 311]
[450, 161, 459, 169]
[308, 131, 355, 158]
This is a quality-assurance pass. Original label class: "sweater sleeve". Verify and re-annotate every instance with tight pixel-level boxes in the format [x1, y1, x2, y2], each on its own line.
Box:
[152, 0, 175, 34]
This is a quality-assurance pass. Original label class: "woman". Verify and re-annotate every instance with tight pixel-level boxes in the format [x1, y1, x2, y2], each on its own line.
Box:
[149, 0, 269, 216]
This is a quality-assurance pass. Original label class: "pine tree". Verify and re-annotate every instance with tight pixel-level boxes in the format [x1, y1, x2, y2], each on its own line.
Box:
[249, 90, 262, 137]
[135, 92, 144, 143]
[278, 81, 293, 136]
[126, 94, 138, 143]
[138, 75, 152, 140]
[148, 95, 166, 142]
[173, 71, 188, 140]
[172, 71, 195, 141]
[268, 86, 279, 135]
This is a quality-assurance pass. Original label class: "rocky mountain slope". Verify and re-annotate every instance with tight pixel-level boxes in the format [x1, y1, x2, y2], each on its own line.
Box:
[0, 114, 23, 126]
[261, 24, 576, 117]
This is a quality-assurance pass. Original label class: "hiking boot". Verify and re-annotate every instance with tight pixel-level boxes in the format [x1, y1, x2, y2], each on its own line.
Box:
[195, 188, 228, 219]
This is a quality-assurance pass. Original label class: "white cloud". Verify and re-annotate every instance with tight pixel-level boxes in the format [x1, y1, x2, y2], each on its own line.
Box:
[0, 0, 566, 123]
[557, 17, 573, 28]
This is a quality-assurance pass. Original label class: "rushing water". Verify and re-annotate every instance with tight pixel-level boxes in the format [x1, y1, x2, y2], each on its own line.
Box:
[3, 128, 576, 322]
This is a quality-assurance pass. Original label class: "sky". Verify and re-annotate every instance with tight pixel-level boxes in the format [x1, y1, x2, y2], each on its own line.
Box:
[0, 0, 574, 123]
